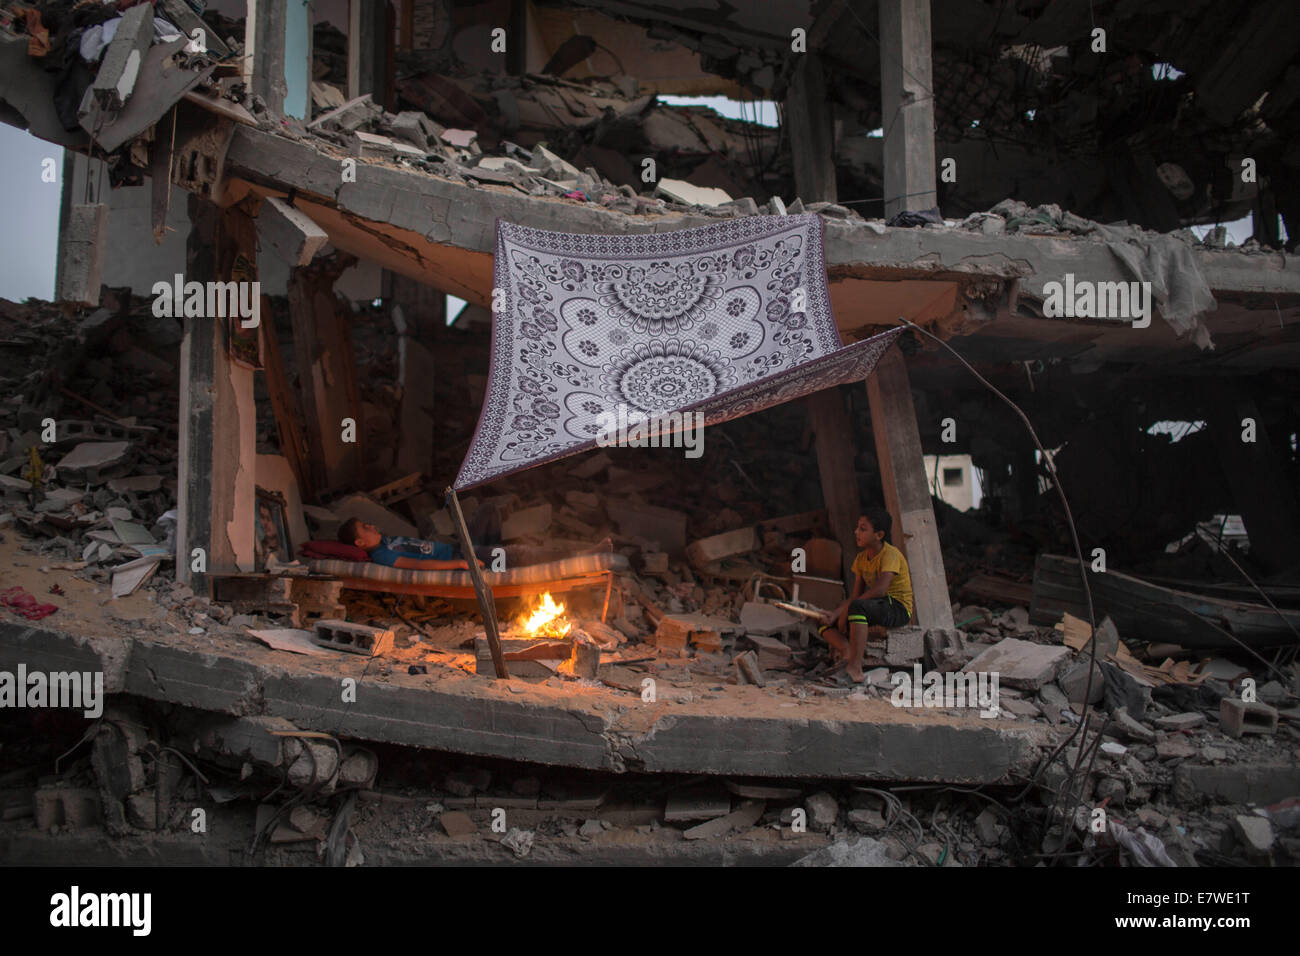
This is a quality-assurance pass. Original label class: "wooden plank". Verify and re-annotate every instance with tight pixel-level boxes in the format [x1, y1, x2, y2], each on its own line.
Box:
[447, 487, 507, 678]
[866, 346, 953, 629]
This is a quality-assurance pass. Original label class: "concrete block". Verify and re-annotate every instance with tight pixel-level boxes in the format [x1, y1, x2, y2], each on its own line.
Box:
[258, 197, 328, 267]
[390, 111, 439, 149]
[885, 627, 925, 665]
[56, 204, 109, 307]
[805, 791, 839, 831]
[1154, 712, 1206, 731]
[686, 527, 757, 566]
[963, 638, 1069, 691]
[34, 786, 101, 830]
[558, 640, 600, 680]
[1220, 697, 1278, 738]
[311, 619, 395, 657]
[1233, 815, 1274, 855]
[1058, 660, 1104, 706]
[89, 3, 152, 111]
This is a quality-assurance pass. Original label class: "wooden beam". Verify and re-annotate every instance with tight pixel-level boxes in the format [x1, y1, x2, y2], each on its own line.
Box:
[804, 388, 862, 581]
[867, 346, 954, 629]
[447, 487, 508, 679]
[879, 0, 936, 218]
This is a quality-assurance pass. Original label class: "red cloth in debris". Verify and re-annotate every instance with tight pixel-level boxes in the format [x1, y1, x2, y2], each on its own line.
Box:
[298, 541, 371, 562]
[0, 586, 58, 620]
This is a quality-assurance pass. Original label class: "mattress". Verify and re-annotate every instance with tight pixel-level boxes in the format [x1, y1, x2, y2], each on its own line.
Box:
[307, 552, 628, 588]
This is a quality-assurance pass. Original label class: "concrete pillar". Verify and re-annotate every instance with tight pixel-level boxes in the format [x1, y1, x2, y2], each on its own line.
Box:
[348, 0, 390, 104]
[246, 0, 287, 117]
[786, 54, 837, 203]
[879, 0, 936, 218]
[867, 347, 954, 629]
[178, 197, 258, 594]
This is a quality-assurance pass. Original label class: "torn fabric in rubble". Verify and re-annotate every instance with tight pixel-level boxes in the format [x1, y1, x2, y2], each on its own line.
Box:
[455, 214, 901, 488]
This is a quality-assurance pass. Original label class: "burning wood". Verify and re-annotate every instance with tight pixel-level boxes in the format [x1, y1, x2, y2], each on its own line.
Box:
[517, 592, 572, 639]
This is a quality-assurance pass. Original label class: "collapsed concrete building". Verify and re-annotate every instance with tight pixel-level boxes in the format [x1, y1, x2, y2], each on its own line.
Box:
[0, 0, 1297, 866]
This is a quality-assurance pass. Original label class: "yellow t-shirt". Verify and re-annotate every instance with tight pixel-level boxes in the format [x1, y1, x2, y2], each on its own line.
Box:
[851, 543, 914, 618]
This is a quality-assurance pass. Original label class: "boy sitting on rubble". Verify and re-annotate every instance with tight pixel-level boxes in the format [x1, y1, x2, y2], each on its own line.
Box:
[817, 507, 914, 683]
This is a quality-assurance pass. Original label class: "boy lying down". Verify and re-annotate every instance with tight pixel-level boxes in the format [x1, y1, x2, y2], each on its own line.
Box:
[338, 505, 613, 571]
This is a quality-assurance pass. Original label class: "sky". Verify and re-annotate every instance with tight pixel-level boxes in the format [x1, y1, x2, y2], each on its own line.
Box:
[0, 124, 63, 302]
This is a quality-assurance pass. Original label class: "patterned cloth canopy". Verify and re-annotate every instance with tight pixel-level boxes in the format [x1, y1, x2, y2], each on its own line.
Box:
[455, 214, 901, 489]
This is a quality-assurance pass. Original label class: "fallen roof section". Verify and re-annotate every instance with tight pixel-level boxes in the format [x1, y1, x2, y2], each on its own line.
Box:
[0, 620, 1051, 784]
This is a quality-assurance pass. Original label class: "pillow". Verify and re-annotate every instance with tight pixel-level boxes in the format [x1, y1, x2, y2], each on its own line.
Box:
[299, 540, 371, 562]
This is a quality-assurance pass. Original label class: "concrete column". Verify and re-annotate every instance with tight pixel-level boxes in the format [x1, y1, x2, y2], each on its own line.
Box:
[348, 0, 389, 103]
[867, 347, 954, 629]
[879, 0, 936, 218]
[178, 197, 258, 594]
[246, 0, 287, 117]
[786, 54, 837, 203]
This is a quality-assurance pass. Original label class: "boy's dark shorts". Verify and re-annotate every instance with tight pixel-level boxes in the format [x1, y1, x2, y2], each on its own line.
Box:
[819, 596, 911, 634]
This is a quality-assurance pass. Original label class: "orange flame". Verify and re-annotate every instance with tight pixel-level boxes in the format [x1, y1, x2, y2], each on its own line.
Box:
[519, 592, 571, 638]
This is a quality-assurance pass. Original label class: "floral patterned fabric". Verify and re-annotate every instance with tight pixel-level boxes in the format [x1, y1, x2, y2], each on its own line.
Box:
[455, 215, 902, 488]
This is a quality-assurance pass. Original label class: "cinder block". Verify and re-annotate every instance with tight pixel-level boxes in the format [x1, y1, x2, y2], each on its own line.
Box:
[311, 619, 395, 657]
[1220, 697, 1278, 738]
[34, 786, 102, 830]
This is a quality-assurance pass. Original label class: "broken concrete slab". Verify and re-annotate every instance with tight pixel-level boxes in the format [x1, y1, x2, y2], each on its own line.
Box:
[1154, 712, 1206, 731]
[257, 197, 328, 267]
[0, 622, 1051, 784]
[654, 178, 732, 207]
[308, 94, 380, 132]
[665, 787, 731, 822]
[55, 441, 132, 483]
[1233, 815, 1275, 855]
[962, 638, 1069, 690]
[739, 602, 800, 636]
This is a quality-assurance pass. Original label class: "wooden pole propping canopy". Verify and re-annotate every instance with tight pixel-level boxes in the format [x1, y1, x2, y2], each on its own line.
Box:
[445, 487, 508, 679]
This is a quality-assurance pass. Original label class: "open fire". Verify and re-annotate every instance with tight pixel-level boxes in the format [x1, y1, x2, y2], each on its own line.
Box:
[517, 592, 572, 639]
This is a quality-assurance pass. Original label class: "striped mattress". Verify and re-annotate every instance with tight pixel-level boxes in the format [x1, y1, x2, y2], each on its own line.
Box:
[307, 552, 629, 588]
